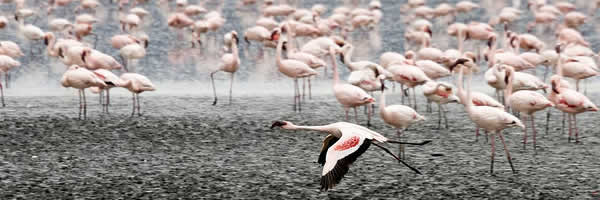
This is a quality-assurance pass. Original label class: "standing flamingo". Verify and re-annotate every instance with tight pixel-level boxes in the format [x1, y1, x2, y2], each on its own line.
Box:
[89, 69, 123, 113]
[422, 81, 460, 129]
[330, 46, 374, 125]
[60, 65, 107, 120]
[0, 55, 20, 106]
[273, 30, 317, 111]
[210, 31, 240, 106]
[379, 79, 425, 159]
[270, 121, 428, 191]
[120, 73, 156, 116]
[548, 45, 598, 143]
[452, 63, 524, 174]
[503, 65, 553, 149]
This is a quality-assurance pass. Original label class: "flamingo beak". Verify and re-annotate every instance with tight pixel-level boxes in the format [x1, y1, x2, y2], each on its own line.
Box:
[270, 121, 287, 129]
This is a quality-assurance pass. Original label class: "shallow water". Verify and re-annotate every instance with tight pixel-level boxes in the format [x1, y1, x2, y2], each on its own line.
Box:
[1, 92, 599, 199]
[1, 0, 600, 199]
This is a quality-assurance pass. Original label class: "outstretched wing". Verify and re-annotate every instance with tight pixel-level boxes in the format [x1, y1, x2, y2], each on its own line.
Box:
[320, 129, 370, 191]
[318, 135, 339, 166]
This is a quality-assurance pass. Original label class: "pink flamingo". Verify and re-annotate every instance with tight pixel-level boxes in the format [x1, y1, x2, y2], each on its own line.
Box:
[379, 79, 425, 159]
[120, 73, 155, 116]
[270, 120, 427, 191]
[60, 65, 107, 119]
[422, 81, 460, 129]
[210, 31, 240, 105]
[273, 30, 317, 111]
[0, 55, 19, 106]
[503, 65, 553, 149]
[452, 62, 524, 174]
[549, 45, 598, 143]
[330, 46, 374, 125]
[89, 69, 123, 113]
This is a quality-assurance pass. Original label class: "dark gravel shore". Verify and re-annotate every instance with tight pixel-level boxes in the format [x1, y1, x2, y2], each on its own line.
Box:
[0, 93, 598, 199]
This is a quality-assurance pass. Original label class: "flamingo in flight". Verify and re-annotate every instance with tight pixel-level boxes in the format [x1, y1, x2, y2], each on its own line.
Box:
[270, 121, 430, 191]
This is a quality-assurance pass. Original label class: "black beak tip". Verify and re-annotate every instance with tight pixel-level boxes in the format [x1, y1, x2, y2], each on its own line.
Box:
[270, 121, 286, 129]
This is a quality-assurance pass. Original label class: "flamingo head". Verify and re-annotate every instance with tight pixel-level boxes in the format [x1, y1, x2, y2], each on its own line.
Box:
[270, 28, 280, 41]
[585, 103, 599, 112]
[503, 116, 525, 129]
[271, 120, 293, 129]
[362, 96, 375, 103]
[549, 75, 561, 94]
[448, 58, 470, 72]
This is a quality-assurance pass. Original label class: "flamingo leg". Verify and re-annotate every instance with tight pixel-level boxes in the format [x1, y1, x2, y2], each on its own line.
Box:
[574, 114, 579, 143]
[522, 115, 528, 149]
[367, 103, 372, 127]
[78, 90, 83, 120]
[437, 103, 442, 129]
[400, 84, 405, 104]
[210, 71, 218, 105]
[568, 113, 572, 142]
[442, 105, 449, 129]
[4, 73, 7, 89]
[499, 132, 516, 173]
[353, 107, 358, 124]
[344, 108, 349, 121]
[426, 99, 432, 113]
[543, 66, 549, 82]
[229, 72, 234, 105]
[295, 78, 301, 112]
[475, 127, 479, 142]
[562, 112, 566, 137]
[131, 92, 136, 117]
[136, 93, 141, 116]
[412, 88, 417, 110]
[82, 89, 87, 120]
[302, 78, 306, 101]
[545, 109, 551, 135]
[0, 80, 4, 107]
[106, 89, 110, 114]
[308, 77, 312, 100]
[531, 115, 537, 149]
[397, 129, 405, 160]
[490, 133, 496, 174]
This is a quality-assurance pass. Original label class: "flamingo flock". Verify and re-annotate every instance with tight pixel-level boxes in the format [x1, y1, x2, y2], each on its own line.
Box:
[0, 0, 598, 192]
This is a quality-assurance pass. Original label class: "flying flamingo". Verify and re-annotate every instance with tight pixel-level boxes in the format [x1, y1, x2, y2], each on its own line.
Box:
[379, 79, 426, 159]
[503, 65, 553, 149]
[273, 30, 317, 111]
[210, 31, 240, 106]
[120, 73, 156, 116]
[452, 63, 524, 174]
[270, 120, 428, 191]
[60, 65, 107, 120]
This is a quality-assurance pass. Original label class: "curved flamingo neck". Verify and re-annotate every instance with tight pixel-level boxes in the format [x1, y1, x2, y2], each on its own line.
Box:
[504, 68, 514, 104]
[231, 42, 239, 64]
[456, 66, 473, 113]
[488, 37, 497, 68]
[276, 34, 284, 69]
[379, 88, 386, 114]
[330, 47, 340, 85]
[343, 45, 353, 65]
